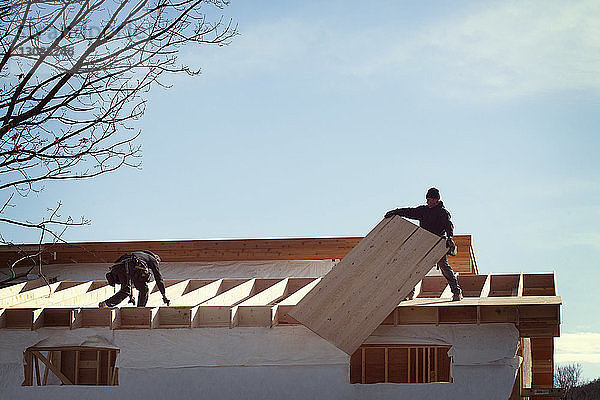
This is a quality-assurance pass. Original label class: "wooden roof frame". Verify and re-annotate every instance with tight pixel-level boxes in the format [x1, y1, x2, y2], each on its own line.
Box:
[0, 235, 478, 275]
[0, 273, 560, 337]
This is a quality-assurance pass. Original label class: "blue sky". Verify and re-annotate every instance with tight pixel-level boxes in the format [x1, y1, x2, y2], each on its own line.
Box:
[5, 0, 600, 381]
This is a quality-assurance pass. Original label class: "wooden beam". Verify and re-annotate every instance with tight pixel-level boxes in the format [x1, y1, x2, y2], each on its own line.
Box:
[489, 274, 520, 297]
[115, 307, 157, 329]
[0, 282, 60, 308]
[145, 280, 189, 307]
[22, 350, 33, 386]
[16, 282, 92, 307]
[530, 337, 554, 398]
[417, 276, 447, 298]
[156, 306, 194, 328]
[238, 278, 289, 306]
[233, 305, 274, 327]
[170, 279, 223, 306]
[3, 308, 43, 329]
[201, 279, 256, 306]
[0, 235, 476, 269]
[70, 307, 113, 329]
[480, 274, 491, 298]
[30, 350, 73, 385]
[0, 278, 46, 300]
[40, 308, 72, 328]
[193, 305, 231, 327]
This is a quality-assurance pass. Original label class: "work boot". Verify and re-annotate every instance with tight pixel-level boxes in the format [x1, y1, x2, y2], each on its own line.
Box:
[452, 291, 463, 302]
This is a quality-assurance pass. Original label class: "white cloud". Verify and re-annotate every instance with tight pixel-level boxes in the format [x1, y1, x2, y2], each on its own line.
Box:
[556, 333, 600, 363]
[352, 1, 600, 99]
[181, 1, 600, 99]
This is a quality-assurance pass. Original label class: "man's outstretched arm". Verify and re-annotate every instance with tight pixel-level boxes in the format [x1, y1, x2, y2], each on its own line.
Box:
[148, 261, 169, 305]
[384, 206, 425, 220]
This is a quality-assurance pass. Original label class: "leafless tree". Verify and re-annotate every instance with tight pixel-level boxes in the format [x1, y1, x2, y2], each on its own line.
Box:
[0, 0, 237, 276]
[556, 363, 584, 392]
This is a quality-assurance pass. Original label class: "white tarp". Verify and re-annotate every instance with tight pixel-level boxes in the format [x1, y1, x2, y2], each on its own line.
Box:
[12, 259, 443, 283]
[21, 260, 337, 282]
[0, 323, 520, 400]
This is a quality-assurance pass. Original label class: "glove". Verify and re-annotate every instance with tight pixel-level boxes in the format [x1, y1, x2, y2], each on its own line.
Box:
[446, 237, 457, 256]
[163, 296, 170, 306]
[384, 210, 396, 218]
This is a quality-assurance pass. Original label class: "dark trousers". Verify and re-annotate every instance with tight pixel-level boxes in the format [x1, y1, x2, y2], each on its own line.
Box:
[104, 268, 150, 307]
[438, 255, 461, 294]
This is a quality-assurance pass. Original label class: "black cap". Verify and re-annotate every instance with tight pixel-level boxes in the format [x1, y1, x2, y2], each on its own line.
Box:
[426, 187, 440, 199]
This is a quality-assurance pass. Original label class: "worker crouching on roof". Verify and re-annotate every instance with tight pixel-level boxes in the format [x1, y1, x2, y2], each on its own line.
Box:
[99, 250, 170, 307]
[385, 187, 463, 301]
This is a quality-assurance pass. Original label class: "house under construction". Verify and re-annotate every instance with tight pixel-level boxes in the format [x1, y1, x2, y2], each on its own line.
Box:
[0, 218, 561, 399]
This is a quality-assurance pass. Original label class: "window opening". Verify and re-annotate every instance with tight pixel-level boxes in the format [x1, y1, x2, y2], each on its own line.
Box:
[350, 344, 452, 384]
[22, 346, 119, 386]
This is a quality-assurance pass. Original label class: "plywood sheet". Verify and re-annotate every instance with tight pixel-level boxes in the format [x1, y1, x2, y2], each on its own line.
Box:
[288, 217, 447, 355]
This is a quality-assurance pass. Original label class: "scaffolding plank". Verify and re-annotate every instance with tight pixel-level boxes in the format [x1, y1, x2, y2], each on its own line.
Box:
[288, 217, 446, 354]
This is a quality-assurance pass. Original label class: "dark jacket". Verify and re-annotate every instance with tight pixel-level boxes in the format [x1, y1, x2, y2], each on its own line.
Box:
[114, 251, 166, 297]
[388, 201, 454, 237]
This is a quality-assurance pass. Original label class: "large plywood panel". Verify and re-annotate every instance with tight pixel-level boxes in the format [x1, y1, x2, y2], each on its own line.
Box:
[288, 217, 446, 354]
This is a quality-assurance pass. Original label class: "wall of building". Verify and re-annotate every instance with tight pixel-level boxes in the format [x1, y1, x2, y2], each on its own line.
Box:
[0, 323, 520, 399]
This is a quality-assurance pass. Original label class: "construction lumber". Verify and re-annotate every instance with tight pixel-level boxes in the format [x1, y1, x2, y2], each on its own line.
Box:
[16, 281, 93, 307]
[233, 278, 290, 327]
[51, 282, 114, 307]
[523, 273, 556, 296]
[169, 279, 222, 306]
[456, 275, 487, 297]
[417, 276, 448, 298]
[530, 337, 554, 400]
[273, 278, 321, 325]
[200, 279, 256, 306]
[288, 217, 447, 354]
[0, 277, 47, 300]
[3, 308, 43, 329]
[0, 235, 477, 276]
[145, 280, 189, 307]
[115, 307, 158, 329]
[232, 305, 273, 327]
[0, 281, 60, 308]
[30, 350, 73, 385]
[71, 308, 113, 329]
[521, 388, 565, 398]
[489, 274, 520, 297]
[193, 306, 231, 327]
[156, 306, 194, 328]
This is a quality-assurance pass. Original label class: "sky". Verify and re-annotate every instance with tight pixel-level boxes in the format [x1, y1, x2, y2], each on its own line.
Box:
[4, 0, 600, 381]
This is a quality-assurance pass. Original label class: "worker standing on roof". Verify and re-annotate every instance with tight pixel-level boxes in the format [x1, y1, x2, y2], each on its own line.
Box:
[384, 187, 462, 301]
[99, 250, 170, 307]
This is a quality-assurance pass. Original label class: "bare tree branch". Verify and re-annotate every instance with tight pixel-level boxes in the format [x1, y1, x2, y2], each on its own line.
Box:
[0, 0, 237, 253]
